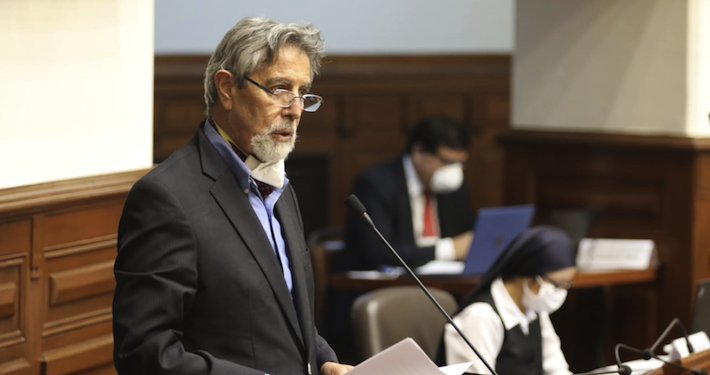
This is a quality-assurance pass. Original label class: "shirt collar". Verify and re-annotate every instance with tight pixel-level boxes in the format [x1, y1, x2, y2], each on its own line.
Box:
[209, 119, 287, 189]
[490, 277, 538, 335]
[403, 154, 425, 197]
[204, 119, 251, 188]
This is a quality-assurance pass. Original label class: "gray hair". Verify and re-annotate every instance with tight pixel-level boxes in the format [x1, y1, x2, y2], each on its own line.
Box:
[203, 17, 325, 116]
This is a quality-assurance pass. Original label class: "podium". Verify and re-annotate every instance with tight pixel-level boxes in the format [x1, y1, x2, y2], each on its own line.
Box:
[644, 348, 710, 375]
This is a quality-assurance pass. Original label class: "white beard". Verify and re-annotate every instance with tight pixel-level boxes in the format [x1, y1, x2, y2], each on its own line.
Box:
[251, 122, 297, 162]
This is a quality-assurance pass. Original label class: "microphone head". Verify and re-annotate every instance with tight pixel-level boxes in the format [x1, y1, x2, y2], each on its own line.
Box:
[618, 365, 632, 375]
[641, 349, 653, 360]
[344, 194, 367, 216]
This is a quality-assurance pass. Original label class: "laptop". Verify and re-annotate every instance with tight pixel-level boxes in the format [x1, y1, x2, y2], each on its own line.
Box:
[691, 278, 710, 336]
[546, 208, 599, 249]
[412, 204, 535, 276]
[461, 204, 536, 276]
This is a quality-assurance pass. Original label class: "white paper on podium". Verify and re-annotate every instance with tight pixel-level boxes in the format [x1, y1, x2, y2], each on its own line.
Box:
[345, 337, 472, 375]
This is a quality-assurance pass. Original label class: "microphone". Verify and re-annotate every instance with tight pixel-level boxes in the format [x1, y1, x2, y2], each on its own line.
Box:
[615, 342, 707, 375]
[572, 318, 701, 375]
[641, 318, 694, 360]
[344, 194, 499, 375]
[571, 342, 632, 375]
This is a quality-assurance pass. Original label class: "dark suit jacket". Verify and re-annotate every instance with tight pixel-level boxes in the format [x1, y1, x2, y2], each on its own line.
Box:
[342, 156, 474, 270]
[113, 124, 337, 375]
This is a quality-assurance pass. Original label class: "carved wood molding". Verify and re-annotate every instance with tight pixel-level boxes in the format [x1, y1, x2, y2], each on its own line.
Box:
[0, 358, 31, 375]
[155, 54, 511, 83]
[0, 169, 151, 220]
[499, 129, 710, 151]
[41, 334, 114, 375]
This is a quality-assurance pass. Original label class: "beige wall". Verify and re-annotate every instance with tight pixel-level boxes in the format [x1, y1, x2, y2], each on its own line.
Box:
[154, 0, 514, 54]
[687, 0, 710, 136]
[0, 0, 154, 190]
[513, 0, 709, 136]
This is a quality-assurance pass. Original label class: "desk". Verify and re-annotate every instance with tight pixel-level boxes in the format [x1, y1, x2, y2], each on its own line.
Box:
[329, 268, 656, 299]
[328, 268, 657, 369]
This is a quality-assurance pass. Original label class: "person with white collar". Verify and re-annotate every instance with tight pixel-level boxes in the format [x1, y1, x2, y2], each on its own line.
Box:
[444, 226, 577, 375]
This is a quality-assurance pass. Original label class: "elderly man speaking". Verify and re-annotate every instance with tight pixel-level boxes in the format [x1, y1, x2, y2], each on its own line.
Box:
[112, 17, 353, 375]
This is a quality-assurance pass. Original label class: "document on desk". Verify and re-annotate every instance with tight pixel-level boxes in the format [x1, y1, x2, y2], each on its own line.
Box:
[345, 337, 472, 375]
[415, 260, 465, 275]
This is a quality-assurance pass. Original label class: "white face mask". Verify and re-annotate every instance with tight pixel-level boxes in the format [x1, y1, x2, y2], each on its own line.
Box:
[429, 163, 464, 194]
[522, 276, 568, 314]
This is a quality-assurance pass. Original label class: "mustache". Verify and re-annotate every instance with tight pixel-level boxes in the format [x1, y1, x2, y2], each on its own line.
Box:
[265, 122, 296, 134]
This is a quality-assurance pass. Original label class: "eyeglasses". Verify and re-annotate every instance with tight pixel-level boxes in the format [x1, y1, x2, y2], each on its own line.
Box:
[244, 76, 323, 112]
[427, 152, 466, 167]
[541, 274, 573, 290]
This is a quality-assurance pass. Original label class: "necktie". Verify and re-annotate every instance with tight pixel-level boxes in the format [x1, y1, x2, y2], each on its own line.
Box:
[422, 190, 437, 237]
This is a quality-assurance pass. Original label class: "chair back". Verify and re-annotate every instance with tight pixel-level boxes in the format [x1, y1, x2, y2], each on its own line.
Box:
[307, 227, 345, 329]
[351, 286, 457, 361]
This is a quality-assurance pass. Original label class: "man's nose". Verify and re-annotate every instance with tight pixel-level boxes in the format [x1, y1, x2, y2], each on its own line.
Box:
[282, 98, 304, 119]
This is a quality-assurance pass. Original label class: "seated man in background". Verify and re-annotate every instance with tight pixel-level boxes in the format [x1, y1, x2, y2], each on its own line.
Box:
[340, 114, 474, 271]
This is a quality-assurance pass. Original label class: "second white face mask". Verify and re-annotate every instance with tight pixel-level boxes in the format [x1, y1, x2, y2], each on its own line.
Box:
[429, 163, 464, 194]
[522, 276, 568, 314]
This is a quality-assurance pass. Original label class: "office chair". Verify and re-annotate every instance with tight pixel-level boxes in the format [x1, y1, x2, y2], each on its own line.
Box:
[350, 286, 458, 362]
[306, 227, 345, 329]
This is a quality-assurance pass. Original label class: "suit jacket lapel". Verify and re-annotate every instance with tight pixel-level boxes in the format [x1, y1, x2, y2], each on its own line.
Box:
[275, 188, 312, 357]
[197, 128, 304, 347]
[393, 158, 416, 241]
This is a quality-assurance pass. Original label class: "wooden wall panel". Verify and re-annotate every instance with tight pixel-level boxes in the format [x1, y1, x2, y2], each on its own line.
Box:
[500, 130, 710, 371]
[40, 335, 114, 375]
[154, 54, 512, 235]
[0, 170, 147, 375]
[0, 259, 23, 344]
[0, 221, 31, 257]
[0, 359, 31, 375]
[49, 261, 114, 307]
[42, 207, 123, 248]
[153, 54, 710, 373]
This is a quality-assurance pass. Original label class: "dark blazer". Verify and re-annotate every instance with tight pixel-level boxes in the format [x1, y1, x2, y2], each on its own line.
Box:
[341, 156, 474, 270]
[112, 124, 337, 375]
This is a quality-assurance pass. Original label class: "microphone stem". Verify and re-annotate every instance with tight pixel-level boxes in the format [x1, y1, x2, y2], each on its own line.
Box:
[650, 318, 679, 353]
[368, 217, 499, 375]
[646, 318, 695, 359]
[617, 342, 704, 375]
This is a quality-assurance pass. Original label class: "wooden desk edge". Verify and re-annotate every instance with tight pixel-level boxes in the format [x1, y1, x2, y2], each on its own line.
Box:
[572, 268, 657, 288]
[329, 268, 657, 293]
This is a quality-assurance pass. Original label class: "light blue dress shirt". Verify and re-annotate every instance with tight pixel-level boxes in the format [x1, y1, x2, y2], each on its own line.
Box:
[204, 120, 293, 293]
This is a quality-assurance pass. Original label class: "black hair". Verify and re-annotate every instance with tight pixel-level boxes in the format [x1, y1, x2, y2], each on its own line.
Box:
[405, 114, 469, 154]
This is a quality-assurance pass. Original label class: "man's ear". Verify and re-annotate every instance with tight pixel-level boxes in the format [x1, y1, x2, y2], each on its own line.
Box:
[214, 70, 235, 110]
